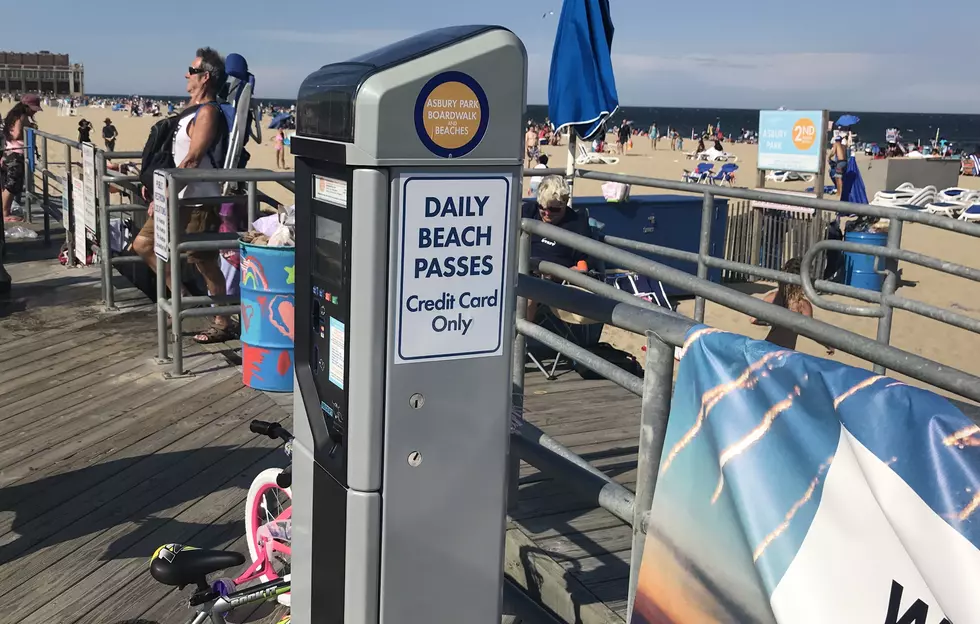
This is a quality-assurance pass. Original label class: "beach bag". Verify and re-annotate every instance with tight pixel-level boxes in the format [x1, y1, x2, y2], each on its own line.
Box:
[138, 103, 228, 190]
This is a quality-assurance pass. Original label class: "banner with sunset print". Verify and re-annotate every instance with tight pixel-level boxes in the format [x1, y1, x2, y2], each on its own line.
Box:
[631, 327, 980, 624]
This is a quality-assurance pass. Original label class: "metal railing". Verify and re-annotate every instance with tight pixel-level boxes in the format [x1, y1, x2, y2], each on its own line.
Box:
[511, 166, 980, 620]
[24, 128, 81, 253]
[154, 167, 294, 377]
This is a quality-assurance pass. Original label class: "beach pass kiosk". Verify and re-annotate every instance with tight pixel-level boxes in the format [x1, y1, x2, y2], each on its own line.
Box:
[289, 26, 527, 623]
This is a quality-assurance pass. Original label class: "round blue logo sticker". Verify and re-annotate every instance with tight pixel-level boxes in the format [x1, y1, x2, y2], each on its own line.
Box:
[414, 71, 490, 159]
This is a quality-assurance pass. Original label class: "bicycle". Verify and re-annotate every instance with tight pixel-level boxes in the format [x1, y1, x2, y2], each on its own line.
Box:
[149, 420, 293, 623]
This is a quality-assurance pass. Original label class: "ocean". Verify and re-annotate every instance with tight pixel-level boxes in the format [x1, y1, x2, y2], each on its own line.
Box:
[90, 93, 980, 147]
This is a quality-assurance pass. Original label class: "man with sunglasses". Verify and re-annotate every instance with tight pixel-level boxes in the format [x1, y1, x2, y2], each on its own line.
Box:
[133, 47, 236, 343]
[522, 175, 590, 321]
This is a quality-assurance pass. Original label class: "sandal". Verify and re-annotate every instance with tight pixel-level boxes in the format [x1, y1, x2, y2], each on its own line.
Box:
[3, 215, 24, 223]
[193, 323, 238, 344]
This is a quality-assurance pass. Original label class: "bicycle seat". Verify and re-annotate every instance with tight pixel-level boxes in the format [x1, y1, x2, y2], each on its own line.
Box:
[150, 543, 245, 587]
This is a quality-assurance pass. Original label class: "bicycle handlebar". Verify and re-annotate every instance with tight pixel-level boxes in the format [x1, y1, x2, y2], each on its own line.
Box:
[249, 420, 293, 442]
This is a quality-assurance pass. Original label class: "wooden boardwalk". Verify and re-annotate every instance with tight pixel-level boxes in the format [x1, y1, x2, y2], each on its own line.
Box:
[506, 372, 640, 624]
[1, 233, 641, 624]
[0, 237, 290, 624]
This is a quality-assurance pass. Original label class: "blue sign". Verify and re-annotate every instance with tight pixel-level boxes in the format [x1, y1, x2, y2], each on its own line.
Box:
[757, 110, 823, 174]
[26, 128, 35, 173]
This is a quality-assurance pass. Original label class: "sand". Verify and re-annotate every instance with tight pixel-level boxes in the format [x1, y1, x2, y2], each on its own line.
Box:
[6, 103, 980, 397]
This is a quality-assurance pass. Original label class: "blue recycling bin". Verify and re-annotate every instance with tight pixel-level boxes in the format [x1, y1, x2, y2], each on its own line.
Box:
[240, 242, 295, 392]
[844, 231, 888, 291]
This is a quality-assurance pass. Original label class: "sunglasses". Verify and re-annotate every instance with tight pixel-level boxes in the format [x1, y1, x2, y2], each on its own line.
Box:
[538, 203, 564, 213]
[187, 66, 208, 76]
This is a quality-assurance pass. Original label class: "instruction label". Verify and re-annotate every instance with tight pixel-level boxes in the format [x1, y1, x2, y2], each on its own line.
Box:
[329, 317, 345, 389]
[395, 174, 512, 364]
[153, 171, 169, 261]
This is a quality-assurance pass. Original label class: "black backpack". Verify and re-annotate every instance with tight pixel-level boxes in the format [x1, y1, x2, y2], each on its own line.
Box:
[139, 102, 228, 190]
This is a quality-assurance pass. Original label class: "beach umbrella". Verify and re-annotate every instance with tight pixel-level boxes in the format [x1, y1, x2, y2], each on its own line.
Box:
[547, 0, 618, 141]
[836, 114, 860, 127]
[547, 0, 619, 193]
[841, 156, 868, 207]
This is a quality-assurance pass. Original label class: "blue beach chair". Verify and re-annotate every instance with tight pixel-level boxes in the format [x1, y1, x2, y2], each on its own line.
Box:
[710, 163, 738, 186]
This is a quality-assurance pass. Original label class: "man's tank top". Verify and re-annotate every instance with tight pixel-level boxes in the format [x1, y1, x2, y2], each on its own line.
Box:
[173, 109, 222, 200]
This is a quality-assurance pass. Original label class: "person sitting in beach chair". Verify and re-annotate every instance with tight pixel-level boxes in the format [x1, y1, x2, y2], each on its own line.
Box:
[522, 176, 608, 377]
[132, 47, 238, 344]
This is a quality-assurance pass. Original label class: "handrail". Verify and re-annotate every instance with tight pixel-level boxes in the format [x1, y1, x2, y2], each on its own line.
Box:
[521, 217, 980, 403]
[574, 169, 980, 238]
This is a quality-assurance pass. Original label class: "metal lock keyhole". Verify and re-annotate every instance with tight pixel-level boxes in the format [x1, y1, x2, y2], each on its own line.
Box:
[409, 393, 425, 409]
[408, 451, 423, 467]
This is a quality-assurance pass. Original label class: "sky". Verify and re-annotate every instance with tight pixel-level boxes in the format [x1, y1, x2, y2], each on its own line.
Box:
[5, 0, 980, 114]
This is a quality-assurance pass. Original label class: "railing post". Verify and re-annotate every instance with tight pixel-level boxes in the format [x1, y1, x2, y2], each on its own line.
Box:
[168, 177, 185, 378]
[96, 150, 115, 310]
[627, 331, 674, 620]
[694, 191, 713, 322]
[40, 137, 50, 246]
[873, 219, 904, 374]
[64, 143, 75, 267]
[157, 252, 169, 364]
[247, 180, 258, 226]
[508, 229, 531, 511]
[24, 129, 33, 224]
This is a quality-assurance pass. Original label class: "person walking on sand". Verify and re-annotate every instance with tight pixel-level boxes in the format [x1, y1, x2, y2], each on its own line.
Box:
[650, 123, 659, 149]
[275, 128, 286, 169]
[102, 118, 118, 152]
[525, 123, 539, 168]
[751, 257, 835, 355]
[828, 135, 848, 196]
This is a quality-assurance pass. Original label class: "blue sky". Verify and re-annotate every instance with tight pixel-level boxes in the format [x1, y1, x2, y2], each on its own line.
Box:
[6, 0, 978, 113]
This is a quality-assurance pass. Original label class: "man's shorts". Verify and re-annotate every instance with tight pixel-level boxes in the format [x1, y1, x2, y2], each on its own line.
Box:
[831, 160, 847, 178]
[137, 204, 220, 264]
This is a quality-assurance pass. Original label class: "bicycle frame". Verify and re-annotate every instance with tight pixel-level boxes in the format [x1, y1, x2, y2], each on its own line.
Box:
[235, 506, 292, 585]
[186, 575, 291, 624]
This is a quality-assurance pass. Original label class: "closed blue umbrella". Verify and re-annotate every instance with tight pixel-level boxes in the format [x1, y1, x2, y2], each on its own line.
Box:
[547, 0, 619, 141]
[841, 156, 868, 207]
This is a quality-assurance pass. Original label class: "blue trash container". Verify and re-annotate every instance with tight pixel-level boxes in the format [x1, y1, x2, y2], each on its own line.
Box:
[240, 241, 296, 392]
[844, 230, 888, 291]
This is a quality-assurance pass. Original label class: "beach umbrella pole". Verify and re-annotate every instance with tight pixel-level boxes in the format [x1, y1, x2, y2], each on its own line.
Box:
[566, 133, 576, 206]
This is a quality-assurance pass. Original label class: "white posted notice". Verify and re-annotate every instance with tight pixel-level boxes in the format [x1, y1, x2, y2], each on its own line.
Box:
[395, 174, 512, 364]
[72, 177, 87, 265]
[81, 142, 97, 235]
[153, 171, 170, 261]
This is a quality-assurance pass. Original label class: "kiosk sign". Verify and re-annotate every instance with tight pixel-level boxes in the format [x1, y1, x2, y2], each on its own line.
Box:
[758, 110, 823, 173]
[414, 71, 490, 159]
[395, 174, 511, 363]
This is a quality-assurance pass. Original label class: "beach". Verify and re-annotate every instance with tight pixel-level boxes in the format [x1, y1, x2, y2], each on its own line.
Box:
[6, 103, 980, 396]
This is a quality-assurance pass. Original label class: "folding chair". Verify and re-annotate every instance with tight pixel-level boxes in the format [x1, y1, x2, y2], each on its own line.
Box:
[526, 284, 605, 380]
[604, 269, 673, 311]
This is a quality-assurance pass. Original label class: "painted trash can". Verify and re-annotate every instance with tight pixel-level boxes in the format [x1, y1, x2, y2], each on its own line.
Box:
[240, 241, 296, 392]
[843, 230, 888, 291]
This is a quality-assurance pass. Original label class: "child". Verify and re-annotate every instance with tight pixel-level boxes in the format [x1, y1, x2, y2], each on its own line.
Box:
[275, 128, 286, 170]
[751, 257, 835, 355]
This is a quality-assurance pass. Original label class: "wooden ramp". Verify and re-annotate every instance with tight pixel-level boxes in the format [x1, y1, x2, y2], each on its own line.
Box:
[1, 236, 640, 623]
[0, 241, 290, 624]
[506, 372, 640, 624]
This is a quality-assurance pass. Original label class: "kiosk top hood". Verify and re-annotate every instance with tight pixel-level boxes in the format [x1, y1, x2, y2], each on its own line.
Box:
[293, 25, 526, 166]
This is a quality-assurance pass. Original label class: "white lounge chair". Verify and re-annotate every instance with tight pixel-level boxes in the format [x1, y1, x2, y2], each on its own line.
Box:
[872, 184, 936, 208]
[959, 204, 980, 221]
[765, 171, 815, 184]
[576, 143, 620, 166]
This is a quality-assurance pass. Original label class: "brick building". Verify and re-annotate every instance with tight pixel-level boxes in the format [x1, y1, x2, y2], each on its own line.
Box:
[0, 51, 84, 97]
